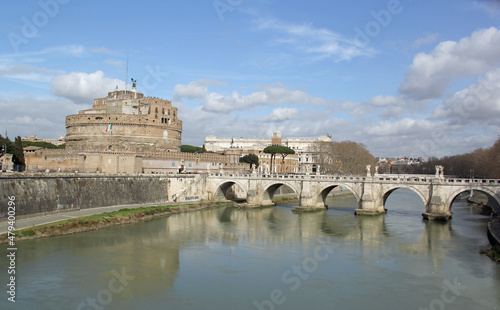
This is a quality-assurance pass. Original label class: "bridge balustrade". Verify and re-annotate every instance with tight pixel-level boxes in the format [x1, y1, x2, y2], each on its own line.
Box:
[208, 173, 499, 185]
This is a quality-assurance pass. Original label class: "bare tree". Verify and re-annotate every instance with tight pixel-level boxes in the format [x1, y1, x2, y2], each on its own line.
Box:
[310, 140, 377, 175]
[421, 137, 500, 178]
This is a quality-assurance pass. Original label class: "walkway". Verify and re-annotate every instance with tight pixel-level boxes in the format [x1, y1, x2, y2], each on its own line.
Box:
[0, 201, 181, 235]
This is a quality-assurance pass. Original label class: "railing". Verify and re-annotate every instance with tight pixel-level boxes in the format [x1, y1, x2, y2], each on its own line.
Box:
[208, 173, 500, 185]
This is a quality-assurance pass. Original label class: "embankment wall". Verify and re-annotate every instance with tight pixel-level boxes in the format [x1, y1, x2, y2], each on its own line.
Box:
[0, 173, 204, 218]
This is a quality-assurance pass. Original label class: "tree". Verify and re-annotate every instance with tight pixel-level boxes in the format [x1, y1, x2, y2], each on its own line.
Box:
[239, 154, 259, 169]
[309, 140, 377, 175]
[11, 136, 25, 171]
[422, 137, 500, 178]
[263, 145, 295, 173]
[180, 145, 206, 153]
[22, 140, 64, 149]
[0, 134, 9, 156]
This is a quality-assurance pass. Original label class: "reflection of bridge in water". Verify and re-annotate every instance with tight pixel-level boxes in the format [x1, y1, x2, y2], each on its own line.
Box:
[164, 205, 466, 278]
[205, 172, 500, 220]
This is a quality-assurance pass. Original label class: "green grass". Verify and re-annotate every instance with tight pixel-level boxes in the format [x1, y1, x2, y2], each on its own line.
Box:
[480, 245, 500, 263]
[273, 195, 298, 202]
[1, 201, 236, 243]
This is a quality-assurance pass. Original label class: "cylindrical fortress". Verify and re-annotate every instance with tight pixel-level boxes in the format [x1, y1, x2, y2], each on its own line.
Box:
[65, 88, 182, 152]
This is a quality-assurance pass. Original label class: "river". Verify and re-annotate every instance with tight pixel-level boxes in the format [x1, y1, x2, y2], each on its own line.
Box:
[1, 189, 499, 309]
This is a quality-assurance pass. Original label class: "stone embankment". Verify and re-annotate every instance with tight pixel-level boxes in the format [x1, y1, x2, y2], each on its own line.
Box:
[466, 191, 500, 262]
[0, 173, 203, 218]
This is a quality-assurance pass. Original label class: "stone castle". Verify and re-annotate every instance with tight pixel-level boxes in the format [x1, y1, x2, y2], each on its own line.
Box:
[23, 85, 245, 174]
[65, 86, 182, 152]
[20, 84, 327, 175]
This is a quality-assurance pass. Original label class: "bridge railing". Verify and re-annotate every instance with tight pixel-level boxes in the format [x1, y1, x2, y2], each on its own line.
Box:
[208, 173, 500, 185]
[444, 178, 500, 184]
[209, 173, 369, 182]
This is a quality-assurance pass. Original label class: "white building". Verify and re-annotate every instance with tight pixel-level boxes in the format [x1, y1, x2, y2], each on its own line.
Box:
[205, 131, 332, 173]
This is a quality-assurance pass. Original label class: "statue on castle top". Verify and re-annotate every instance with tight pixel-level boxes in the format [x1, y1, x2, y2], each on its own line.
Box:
[131, 78, 137, 89]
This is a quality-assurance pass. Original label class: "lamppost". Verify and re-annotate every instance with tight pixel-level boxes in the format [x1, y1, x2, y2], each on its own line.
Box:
[470, 169, 474, 198]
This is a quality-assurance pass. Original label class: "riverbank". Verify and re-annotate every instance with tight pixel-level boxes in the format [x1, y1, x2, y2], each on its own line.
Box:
[0, 201, 235, 244]
[481, 218, 500, 262]
[464, 192, 500, 262]
[273, 195, 299, 205]
[273, 190, 354, 206]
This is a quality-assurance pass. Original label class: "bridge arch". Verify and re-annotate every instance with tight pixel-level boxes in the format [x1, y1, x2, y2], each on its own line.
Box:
[261, 181, 300, 205]
[381, 186, 428, 211]
[448, 187, 500, 211]
[317, 183, 361, 207]
[213, 180, 248, 200]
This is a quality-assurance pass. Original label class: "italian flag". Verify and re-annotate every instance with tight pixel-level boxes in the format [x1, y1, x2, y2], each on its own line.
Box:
[106, 124, 113, 132]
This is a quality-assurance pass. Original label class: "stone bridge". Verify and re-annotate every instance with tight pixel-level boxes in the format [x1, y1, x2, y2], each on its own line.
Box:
[205, 172, 500, 221]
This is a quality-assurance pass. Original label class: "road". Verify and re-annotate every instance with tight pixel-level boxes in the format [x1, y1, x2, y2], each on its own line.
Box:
[0, 201, 180, 234]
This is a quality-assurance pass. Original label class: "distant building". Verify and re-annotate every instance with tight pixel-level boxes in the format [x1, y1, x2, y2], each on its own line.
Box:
[22, 135, 65, 146]
[0, 153, 13, 172]
[65, 86, 182, 152]
[205, 131, 332, 173]
[377, 157, 424, 174]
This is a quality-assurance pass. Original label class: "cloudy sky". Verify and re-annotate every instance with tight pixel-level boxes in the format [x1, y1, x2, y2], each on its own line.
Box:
[1, 0, 500, 158]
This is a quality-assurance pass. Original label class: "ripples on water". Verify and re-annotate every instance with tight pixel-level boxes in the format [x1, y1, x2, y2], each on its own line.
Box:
[1, 189, 499, 310]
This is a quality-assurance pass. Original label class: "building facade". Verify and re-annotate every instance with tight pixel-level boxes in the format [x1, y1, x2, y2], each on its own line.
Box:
[23, 86, 249, 174]
[65, 86, 182, 152]
[205, 131, 332, 173]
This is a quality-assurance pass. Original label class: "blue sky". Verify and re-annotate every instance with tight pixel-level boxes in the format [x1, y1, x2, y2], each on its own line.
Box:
[1, 0, 500, 158]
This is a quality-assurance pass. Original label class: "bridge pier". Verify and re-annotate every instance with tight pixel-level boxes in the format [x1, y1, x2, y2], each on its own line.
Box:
[355, 181, 386, 216]
[423, 186, 453, 221]
[292, 180, 326, 212]
[246, 179, 271, 206]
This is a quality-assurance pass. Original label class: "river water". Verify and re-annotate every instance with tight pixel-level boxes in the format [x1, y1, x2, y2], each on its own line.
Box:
[1, 189, 499, 310]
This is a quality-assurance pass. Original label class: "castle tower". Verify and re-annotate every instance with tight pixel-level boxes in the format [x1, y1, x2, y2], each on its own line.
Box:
[65, 87, 182, 152]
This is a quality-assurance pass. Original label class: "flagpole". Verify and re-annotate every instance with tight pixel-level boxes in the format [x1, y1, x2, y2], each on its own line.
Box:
[125, 54, 129, 93]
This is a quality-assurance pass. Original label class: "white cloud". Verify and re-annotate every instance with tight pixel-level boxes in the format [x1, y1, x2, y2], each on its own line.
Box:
[105, 59, 123, 69]
[431, 68, 500, 124]
[364, 95, 403, 107]
[347, 95, 406, 120]
[400, 27, 500, 100]
[263, 107, 298, 122]
[92, 47, 114, 54]
[473, 1, 500, 16]
[0, 93, 78, 139]
[0, 64, 63, 83]
[364, 118, 439, 137]
[411, 33, 439, 49]
[174, 81, 331, 113]
[51, 71, 125, 104]
[256, 18, 375, 62]
[173, 79, 224, 100]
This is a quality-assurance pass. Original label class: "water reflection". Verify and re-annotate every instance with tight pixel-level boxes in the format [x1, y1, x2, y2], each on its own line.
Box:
[0, 190, 498, 310]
